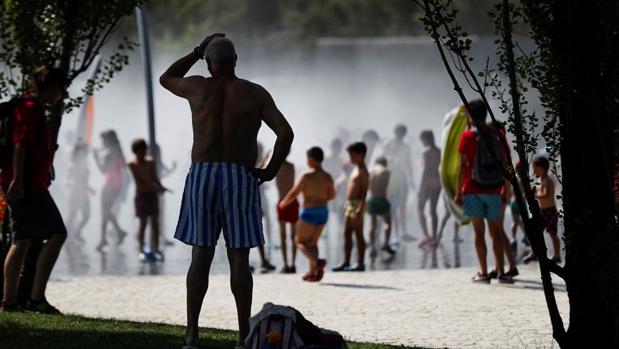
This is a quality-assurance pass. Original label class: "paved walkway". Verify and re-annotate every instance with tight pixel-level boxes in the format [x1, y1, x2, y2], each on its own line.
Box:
[47, 265, 568, 349]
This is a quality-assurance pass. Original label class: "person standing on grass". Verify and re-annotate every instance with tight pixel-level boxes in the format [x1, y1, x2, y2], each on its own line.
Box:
[127, 139, 169, 262]
[454, 100, 514, 284]
[0, 66, 67, 314]
[160, 33, 293, 349]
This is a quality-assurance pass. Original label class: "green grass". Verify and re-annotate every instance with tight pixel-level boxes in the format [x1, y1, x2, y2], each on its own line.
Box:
[0, 312, 419, 349]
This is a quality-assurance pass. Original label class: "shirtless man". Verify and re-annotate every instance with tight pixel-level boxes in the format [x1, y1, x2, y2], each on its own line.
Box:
[333, 142, 369, 272]
[160, 34, 294, 349]
[275, 158, 298, 273]
[367, 157, 395, 260]
[417, 130, 442, 248]
[279, 147, 335, 282]
[127, 139, 168, 262]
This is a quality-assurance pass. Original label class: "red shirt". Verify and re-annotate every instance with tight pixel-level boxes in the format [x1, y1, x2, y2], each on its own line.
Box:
[458, 127, 507, 196]
[0, 95, 52, 190]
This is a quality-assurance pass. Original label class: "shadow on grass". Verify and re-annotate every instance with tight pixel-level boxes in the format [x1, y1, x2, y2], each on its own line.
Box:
[0, 313, 237, 349]
[0, 312, 419, 349]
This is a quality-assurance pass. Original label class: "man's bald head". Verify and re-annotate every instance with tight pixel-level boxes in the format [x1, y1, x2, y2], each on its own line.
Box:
[205, 37, 237, 69]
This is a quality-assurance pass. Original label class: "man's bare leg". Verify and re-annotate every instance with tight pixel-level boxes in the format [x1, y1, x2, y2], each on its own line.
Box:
[2, 240, 31, 304]
[227, 248, 253, 346]
[471, 217, 488, 275]
[487, 218, 505, 275]
[31, 232, 66, 301]
[185, 246, 215, 346]
[278, 221, 289, 269]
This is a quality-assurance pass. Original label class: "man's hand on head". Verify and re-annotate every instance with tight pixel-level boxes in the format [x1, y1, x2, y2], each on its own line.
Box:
[195, 33, 225, 59]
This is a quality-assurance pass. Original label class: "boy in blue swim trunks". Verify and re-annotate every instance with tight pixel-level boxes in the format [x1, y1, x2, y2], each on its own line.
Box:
[279, 147, 335, 282]
[160, 34, 294, 349]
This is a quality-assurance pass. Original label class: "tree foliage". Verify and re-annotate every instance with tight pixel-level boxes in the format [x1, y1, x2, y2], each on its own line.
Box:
[145, 0, 498, 48]
[0, 0, 143, 112]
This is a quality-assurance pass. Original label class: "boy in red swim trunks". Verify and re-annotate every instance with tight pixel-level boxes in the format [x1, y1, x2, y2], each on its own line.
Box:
[275, 159, 298, 273]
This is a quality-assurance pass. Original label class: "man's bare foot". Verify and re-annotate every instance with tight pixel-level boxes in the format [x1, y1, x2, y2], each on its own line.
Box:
[183, 328, 199, 349]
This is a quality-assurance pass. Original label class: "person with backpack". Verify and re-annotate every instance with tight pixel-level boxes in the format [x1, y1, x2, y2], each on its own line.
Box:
[0, 66, 68, 313]
[454, 99, 514, 284]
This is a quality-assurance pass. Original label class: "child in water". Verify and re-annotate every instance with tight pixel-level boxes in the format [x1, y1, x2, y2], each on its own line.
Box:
[65, 142, 95, 243]
[127, 139, 169, 262]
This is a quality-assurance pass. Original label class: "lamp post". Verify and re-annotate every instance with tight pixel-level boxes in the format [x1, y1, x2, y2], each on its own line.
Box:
[135, 6, 157, 158]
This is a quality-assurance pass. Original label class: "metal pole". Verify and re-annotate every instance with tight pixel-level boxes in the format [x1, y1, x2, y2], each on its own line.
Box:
[135, 6, 157, 157]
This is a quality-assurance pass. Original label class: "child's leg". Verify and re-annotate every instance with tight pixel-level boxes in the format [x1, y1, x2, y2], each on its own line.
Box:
[550, 233, 561, 259]
[150, 215, 160, 252]
[343, 219, 354, 265]
[137, 216, 147, 252]
[417, 192, 430, 238]
[353, 219, 366, 266]
[278, 221, 288, 268]
[368, 215, 378, 251]
[429, 190, 440, 240]
[290, 223, 297, 267]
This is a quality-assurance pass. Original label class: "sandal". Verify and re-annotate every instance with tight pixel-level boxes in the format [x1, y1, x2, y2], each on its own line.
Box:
[26, 297, 62, 315]
[471, 272, 491, 284]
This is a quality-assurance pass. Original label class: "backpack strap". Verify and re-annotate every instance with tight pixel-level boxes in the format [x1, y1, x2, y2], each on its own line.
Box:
[282, 317, 294, 349]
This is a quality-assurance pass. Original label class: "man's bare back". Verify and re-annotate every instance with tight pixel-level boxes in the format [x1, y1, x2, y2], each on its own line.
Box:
[185, 77, 266, 166]
[276, 161, 295, 200]
[347, 166, 370, 200]
[369, 164, 390, 199]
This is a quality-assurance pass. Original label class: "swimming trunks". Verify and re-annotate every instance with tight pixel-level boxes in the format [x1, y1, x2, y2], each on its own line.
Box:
[541, 206, 558, 236]
[345, 199, 363, 219]
[510, 200, 520, 217]
[300, 206, 328, 225]
[366, 197, 390, 217]
[463, 193, 502, 220]
[135, 191, 160, 217]
[174, 162, 264, 248]
[277, 199, 299, 223]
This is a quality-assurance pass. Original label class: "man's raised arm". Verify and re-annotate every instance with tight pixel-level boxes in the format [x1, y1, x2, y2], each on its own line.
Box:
[159, 33, 224, 98]
[256, 91, 294, 183]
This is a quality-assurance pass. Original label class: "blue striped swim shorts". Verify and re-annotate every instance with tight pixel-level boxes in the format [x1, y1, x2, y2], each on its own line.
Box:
[174, 162, 264, 248]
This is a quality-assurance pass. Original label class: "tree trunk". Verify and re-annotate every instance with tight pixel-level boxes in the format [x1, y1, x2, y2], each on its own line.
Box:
[550, 1, 619, 347]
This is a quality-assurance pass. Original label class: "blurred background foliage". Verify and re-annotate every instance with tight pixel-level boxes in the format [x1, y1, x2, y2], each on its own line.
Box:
[143, 0, 498, 48]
